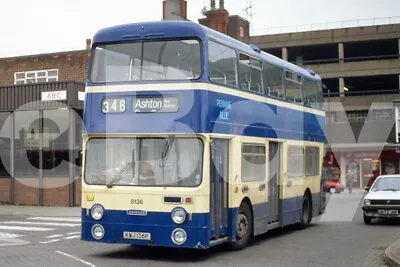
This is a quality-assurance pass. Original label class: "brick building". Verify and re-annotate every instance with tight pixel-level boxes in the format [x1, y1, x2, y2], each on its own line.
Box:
[0, 41, 90, 207]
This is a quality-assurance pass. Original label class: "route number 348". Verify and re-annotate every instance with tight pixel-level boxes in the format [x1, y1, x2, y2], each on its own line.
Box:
[102, 98, 126, 113]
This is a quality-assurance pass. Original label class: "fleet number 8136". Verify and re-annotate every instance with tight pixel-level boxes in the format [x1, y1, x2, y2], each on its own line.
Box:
[131, 199, 143, 205]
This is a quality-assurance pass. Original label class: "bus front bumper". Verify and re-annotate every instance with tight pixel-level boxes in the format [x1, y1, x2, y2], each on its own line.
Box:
[81, 207, 212, 249]
[81, 221, 211, 249]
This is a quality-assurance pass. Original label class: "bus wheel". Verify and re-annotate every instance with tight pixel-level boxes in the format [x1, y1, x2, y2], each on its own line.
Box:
[229, 202, 253, 250]
[297, 195, 311, 230]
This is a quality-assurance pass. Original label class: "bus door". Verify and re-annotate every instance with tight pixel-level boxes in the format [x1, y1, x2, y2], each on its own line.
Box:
[210, 139, 229, 239]
[268, 142, 281, 223]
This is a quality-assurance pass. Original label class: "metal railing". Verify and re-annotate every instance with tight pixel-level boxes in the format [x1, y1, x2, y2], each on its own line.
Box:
[252, 16, 400, 36]
[323, 88, 400, 97]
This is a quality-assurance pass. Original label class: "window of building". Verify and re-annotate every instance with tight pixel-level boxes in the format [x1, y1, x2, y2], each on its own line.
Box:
[285, 71, 302, 103]
[241, 143, 266, 182]
[288, 146, 304, 178]
[0, 112, 11, 178]
[208, 41, 237, 88]
[264, 62, 284, 99]
[239, 53, 263, 94]
[305, 147, 319, 176]
[42, 109, 70, 177]
[14, 69, 59, 84]
[14, 111, 40, 177]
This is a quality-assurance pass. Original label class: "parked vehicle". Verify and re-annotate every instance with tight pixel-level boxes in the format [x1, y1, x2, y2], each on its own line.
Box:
[324, 179, 344, 194]
[361, 174, 400, 224]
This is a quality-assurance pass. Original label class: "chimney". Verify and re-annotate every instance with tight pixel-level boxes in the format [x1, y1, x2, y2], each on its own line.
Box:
[219, 0, 224, 9]
[211, 0, 216, 9]
[198, 0, 229, 35]
[163, 0, 187, 20]
[86, 39, 91, 49]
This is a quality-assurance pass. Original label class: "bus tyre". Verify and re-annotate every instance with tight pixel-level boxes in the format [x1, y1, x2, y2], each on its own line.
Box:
[229, 203, 253, 250]
[297, 195, 311, 230]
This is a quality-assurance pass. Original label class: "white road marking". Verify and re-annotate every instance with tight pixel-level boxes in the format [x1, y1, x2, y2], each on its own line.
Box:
[67, 232, 80, 235]
[0, 226, 54, 231]
[27, 217, 81, 222]
[0, 238, 30, 247]
[46, 234, 63, 239]
[0, 221, 79, 227]
[63, 235, 80, 240]
[56, 251, 96, 267]
[39, 239, 61, 244]
[0, 232, 23, 239]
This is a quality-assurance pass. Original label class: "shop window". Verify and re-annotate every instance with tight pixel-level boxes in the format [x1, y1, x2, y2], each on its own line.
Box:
[241, 143, 266, 182]
[0, 113, 11, 178]
[42, 109, 70, 177]
[14, 111, 40, 177]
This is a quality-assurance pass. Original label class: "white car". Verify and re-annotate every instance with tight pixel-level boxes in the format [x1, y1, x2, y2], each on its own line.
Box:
[361, 174, 400, 224]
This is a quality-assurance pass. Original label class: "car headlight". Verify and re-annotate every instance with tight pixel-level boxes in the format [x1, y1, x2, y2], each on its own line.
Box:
[171, 228, 187, 245]
[91, 204, 104, 220]
[171, 207, 186, 224]
[91, 224, 105, 240]
[364, 199, 371, 205]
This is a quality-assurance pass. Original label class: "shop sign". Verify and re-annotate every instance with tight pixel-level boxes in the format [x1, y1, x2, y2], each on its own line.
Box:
[41, 90, 67, 101]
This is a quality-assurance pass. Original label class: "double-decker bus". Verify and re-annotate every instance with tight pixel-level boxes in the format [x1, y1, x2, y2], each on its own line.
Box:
[81, 20, 326, 250]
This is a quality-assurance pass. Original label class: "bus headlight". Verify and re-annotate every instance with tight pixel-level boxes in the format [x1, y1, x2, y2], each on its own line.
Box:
[91, 204, 104, 220]
[171, 207, 186, 224]
[91, 224, 105, 240]
[171, 228, 187, 245]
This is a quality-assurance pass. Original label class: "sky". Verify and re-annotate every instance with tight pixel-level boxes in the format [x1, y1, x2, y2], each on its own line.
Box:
[0, 0, 399, 58]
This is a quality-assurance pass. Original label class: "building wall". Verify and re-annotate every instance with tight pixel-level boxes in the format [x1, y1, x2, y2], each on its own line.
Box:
[0, 50, 90, 86]
[249, 24, 400, 49]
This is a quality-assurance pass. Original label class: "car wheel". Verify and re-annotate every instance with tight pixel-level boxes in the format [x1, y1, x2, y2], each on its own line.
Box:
[329, 187, 336, 194]
[229, 202, 253, 250]
[363, 213, 372, 225]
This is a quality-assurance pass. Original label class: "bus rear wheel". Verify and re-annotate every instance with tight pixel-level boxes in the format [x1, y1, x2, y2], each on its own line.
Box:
[297, 195, 312, 230]
[229, 202, 253, 250]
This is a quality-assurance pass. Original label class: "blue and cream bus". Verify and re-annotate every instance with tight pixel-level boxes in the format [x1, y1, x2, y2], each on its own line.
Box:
[81, 20, 326, 250]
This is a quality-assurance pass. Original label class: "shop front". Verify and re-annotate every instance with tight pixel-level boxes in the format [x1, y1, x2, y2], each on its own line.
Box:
[0, 82, 84, 207]
[324, 145, 400, 190]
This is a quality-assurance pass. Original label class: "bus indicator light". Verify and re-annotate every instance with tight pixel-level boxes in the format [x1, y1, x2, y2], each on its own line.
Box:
[184, 197, 192, 204]
[87, 193, 94, 201]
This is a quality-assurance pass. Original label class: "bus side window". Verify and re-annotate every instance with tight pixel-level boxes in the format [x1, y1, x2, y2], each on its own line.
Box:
[264, 62, 284, 99]
[238, 53, 263, 94]
[303, 78, 319, 109]
[208, 41, 237, 88]
[285, 71, 302, 103]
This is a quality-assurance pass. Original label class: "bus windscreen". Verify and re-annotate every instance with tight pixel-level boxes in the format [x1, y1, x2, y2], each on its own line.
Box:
[90, 39, 201, 83]
[84, 137, 203, 187]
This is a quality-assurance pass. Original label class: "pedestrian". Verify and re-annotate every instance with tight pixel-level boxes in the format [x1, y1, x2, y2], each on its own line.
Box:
[346, 168, 356, 194]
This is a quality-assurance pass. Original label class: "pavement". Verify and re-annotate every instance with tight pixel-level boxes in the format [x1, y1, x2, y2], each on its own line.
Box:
[0, 205, 80, 217]
[385, 237, 400, 267]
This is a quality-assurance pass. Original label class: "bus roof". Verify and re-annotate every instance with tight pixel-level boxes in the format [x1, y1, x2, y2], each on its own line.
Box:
[92, 20, 321, 81]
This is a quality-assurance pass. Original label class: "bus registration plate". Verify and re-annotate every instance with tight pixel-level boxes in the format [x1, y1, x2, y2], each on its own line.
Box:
[123, 232, 151, 240]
